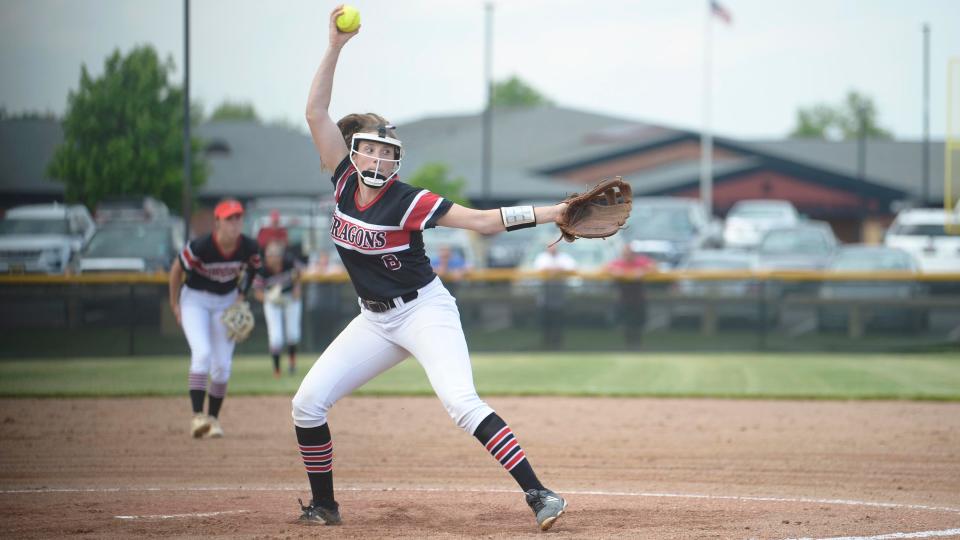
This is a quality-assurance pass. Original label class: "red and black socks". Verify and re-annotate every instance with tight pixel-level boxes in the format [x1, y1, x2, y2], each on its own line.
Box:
[296, 423, 336, 508]
[474, 413, 545, 492]
[207, 381, 227, 418]
[288, 345, 297, 373]
[188, 372, 206, 414]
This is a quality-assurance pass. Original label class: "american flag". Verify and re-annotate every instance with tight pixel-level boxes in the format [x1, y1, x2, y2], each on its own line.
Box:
[710, 0, 733, 25]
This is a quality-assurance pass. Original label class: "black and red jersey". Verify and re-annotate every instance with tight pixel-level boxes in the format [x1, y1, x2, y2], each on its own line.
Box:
[254, 251, 301, 294]
[329, 156, 453, 301]
[179, 233, 261, 295]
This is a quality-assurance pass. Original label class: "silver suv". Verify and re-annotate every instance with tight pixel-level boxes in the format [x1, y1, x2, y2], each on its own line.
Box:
[73, 218, 184, 273]
[0, 203, 96, 273]
[723, 199, 800, 249]
[623, 197, 723, 269]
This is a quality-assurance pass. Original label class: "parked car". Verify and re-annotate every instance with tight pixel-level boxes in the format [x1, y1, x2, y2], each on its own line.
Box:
[817, 245, 927, 332]
[483, 199, 557, 268]
[723, 199, 800, 249]
[883, 208, 960, 273]
[0, 203, 96, 274]
[670, 250, 764, 326]
[622, 197, 722, 269]
[423, 227, 479, 271]
[755, 224, 838, 309]
[484, 225, 540, 268]
[755, 224, 838, 271]
[73, 219, 184, 273]
[94, 196, 170, 224]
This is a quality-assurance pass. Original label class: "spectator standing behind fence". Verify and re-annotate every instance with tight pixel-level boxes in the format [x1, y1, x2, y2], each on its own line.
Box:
[430, 245, 469, 296]
[532, 243, 577, 272]
[168, 199, 261, 439]
[430, 245, 468, 279]
[532, 244, 577, 349]
[607, 244, 657, 348]
[254, 241, 303, 377]
[257, 210, 289, 250]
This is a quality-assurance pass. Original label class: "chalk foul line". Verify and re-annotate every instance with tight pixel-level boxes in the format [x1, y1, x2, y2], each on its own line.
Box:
[114, 509, 248, 520]
[2, 485, 959, 515]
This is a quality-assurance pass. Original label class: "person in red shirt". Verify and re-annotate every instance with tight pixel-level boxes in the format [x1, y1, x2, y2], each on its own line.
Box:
[607, 244, 657, 347]
[256, 210, 289, 250]
[607, 243, 657, 276]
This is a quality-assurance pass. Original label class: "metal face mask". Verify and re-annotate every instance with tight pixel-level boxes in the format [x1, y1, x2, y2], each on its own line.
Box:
[349, 126, 403, 189]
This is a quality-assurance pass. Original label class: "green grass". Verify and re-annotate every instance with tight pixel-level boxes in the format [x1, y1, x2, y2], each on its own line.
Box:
[1, 353, 959, 400]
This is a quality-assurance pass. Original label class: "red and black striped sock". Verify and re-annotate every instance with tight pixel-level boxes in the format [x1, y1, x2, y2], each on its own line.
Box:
[295, 423, 335, 507]
[188, 372, 207, 414]
[288, 345, 297, 370]
[207, 381, 227, 418]
[474, 412, 544, 492]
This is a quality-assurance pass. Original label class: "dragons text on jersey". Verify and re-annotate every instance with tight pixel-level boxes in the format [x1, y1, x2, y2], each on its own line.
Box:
[180, 234, 262, 295]
[330, 156, 452, 301]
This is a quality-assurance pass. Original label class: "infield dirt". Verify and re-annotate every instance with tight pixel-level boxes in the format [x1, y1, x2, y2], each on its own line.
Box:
[1, 396, 959, 539]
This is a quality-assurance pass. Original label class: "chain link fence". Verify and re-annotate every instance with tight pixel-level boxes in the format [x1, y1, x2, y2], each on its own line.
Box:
[1, 271, 958, 358]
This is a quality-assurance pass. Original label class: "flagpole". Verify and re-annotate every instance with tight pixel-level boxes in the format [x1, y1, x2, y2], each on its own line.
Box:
[700, 0, 713, 218]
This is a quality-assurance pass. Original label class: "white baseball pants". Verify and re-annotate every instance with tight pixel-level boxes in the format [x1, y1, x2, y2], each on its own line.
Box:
[263, 297, 302, 352]
[180, 286, 237, 384]
[292, 277, 494, 435]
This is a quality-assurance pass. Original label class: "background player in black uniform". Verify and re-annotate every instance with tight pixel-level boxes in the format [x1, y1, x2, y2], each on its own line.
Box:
[290, 7, 572, 531]
[168, 199, 261, 438]
[253, 241, 303, 377]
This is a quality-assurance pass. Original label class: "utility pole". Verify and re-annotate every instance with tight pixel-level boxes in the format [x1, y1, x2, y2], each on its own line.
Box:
[481, 2, 493, 207]
[700, 1, 714, 218]
[922, 23, 930, 206]
[182, 0, 192, 243]
[857, 104, 867, 181]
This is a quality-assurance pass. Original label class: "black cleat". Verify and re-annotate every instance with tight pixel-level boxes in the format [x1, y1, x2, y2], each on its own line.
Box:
[524, 488, 567, 531]
[298, 498, 341, 525]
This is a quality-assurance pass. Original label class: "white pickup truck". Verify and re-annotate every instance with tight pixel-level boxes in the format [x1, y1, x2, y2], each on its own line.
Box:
[0, 203, 96, 273]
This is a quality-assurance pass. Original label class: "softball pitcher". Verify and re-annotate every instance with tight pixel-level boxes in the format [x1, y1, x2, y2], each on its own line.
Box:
[290, 7, 570, 531]
[253, 241, 303, 377]
[168, 199, 260, 439]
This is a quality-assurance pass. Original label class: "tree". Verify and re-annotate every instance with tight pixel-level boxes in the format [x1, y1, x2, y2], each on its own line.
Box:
[407, 163, 471, 207]
[490, 76, 553, 108]
[210, 100, 259, 122]
[791, 105, 840, 140]
[47, 45, 207, 211]
[835, 91, 893, 140]
[789, 90, 893, 140]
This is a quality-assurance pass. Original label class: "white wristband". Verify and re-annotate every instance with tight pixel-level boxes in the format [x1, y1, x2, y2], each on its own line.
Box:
[500, 205, 537, 231]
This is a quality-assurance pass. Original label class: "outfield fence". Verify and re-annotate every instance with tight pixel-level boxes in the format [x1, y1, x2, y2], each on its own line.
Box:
[1, 270, 958, 357]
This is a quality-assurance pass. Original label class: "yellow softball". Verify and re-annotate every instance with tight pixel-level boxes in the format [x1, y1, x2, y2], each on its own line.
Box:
[336, 5, 361, 33]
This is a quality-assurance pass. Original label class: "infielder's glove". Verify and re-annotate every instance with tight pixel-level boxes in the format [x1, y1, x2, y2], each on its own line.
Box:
[265, 284, 285, 306]
[555, 176, 633, 242]
[221, 301, 255, 343]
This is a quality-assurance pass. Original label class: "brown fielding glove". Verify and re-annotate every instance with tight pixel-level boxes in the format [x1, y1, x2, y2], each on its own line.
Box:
[221, 300, 255, 343]
[556, 176, 633, 242]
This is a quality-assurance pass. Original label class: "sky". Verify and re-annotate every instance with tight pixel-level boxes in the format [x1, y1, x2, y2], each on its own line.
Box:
[2, 0, 959, 140]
